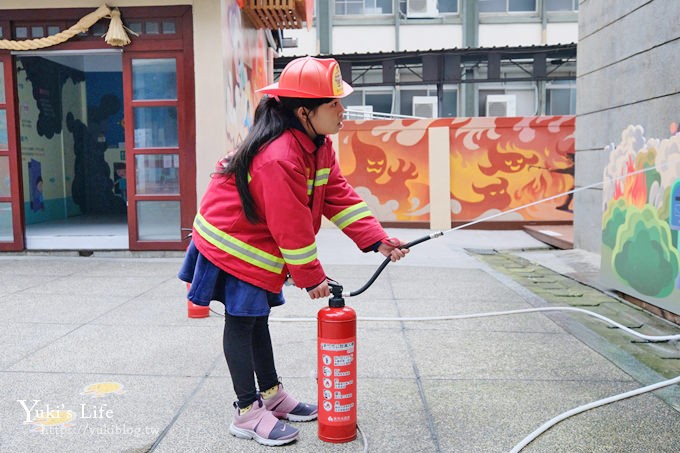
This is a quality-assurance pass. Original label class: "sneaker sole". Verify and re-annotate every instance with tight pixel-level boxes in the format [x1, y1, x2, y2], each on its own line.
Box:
[282, 413, 318, 422]
[229, 423, 298, 446]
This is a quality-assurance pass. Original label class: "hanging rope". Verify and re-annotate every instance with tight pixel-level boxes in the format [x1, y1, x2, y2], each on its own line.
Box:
[0, 3, 137, 51]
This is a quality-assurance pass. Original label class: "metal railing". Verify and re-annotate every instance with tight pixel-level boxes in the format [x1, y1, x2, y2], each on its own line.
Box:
[343, 108, 423, 120]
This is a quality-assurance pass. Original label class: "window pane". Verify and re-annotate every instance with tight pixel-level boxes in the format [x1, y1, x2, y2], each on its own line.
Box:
[547, 88, 575, 115]
[132, 58, 177, 100]
[546, 0, 576, 11]
[0, 156, 9, 197]
[137, 200, 180, 240]
[15, 27, 28, 39]
[375, 0, 393, 14]
[343, 91, 363, 108]
[145, 21, 161, 34]
[442, 89, 457, 117]
[439, 0, 459, 13]
[162, 21, 176, 34]
[365, 93, 392, 115]
[0, 62, 4, 103]
[336, 0, 372, 15]
[479, 89, 504, 116]
[478, 0, 505, 13]
[133, 107, 178, 148]
[0, 202, 12, 241]
[135, 154, 179, 194]
[509, 0, 536, 11]
[400, 89, 427, 116]
[129, 22, 143, 35]
[506, 89, 535, 115]
[0, 109, 7, 149]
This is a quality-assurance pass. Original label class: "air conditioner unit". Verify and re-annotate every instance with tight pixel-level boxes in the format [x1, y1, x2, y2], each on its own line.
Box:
[412, 96, 438, 118]
[486, 94, 517, 117]
[346, 105, 374, 120]
[407, 0, 438, 18]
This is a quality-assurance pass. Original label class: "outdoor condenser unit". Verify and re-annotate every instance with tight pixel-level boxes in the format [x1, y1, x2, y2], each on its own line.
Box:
[486, 94, 517, 117]
[412, 96, 438, 118]
[406, 0, 438, 18]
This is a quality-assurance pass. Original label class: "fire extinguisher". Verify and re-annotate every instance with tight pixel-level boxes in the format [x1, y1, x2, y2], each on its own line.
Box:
[317, 281, 357, 443]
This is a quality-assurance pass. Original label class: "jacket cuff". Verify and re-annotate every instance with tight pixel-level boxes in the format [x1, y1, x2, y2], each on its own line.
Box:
[361, 240, 382, 253]
[306, 277, 327, 292]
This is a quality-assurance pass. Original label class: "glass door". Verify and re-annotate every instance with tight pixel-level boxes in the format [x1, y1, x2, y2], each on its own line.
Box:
[123, 52, 193, 250]
[0, 54, 23, 251]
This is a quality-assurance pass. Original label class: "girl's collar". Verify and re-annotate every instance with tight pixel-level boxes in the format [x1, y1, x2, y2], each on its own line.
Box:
[290, 116, 325, 148]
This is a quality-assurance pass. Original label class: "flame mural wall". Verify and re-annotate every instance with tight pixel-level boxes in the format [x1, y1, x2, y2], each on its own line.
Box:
[600, 125, 680, 316]
[339, 116, 575, 224]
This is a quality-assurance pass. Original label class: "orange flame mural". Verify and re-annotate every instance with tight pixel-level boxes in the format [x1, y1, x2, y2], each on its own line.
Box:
[339, 116, 574, 224]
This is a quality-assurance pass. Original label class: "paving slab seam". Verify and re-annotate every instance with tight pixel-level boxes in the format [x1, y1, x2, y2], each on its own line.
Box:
[3, 323, 88, 371]
[473, 252, 680, 412]
[387, 271, 443, 453]
[147, 352, 224, 451]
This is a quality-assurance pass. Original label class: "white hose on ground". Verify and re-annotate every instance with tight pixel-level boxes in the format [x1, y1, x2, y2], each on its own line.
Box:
[269, 306, 680, 452]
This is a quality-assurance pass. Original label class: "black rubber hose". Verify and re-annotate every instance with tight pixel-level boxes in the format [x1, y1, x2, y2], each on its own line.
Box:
[347, 234, 435, 297]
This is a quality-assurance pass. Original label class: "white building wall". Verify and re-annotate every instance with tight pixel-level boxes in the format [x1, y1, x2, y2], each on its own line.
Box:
[479, 23, 542, 47]
[333, 26, 396, 53]
[399, 24, 462, 51]
[574, 0, 680, 252]
[546, 22, 578, 44]
[279, 27, 318, 57]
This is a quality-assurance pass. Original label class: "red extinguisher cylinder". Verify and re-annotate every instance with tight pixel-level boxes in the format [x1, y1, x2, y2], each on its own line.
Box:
[317, 304, 357, 443]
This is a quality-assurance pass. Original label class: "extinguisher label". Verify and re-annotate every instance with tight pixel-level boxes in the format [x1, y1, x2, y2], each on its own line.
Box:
[319, 337, 356, 424]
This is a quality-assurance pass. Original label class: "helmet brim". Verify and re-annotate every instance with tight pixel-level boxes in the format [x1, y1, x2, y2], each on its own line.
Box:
[256, 80, 354, 99]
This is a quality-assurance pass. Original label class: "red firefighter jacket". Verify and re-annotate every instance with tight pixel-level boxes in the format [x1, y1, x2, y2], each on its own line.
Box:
[191, 128, 388, 293]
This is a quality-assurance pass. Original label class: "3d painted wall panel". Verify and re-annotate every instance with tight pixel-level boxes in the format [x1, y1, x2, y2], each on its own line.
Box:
[600, 125, 680, 316]
[339, 116, 574, 224]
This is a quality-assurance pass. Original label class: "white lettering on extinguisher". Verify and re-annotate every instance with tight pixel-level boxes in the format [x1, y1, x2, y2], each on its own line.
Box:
[334, 391, 353, 399]
[321, 342, 355, 352]
[334, 401, 354, 412]
[334, 369, 350, 377]
[334, 354, 353, 366]
[334, 379, 353, 389]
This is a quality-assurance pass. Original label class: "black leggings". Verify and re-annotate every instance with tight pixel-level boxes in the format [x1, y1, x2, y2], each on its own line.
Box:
[223, 313, 279, 408]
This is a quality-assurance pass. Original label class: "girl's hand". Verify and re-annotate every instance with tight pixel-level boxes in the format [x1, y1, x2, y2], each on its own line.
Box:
[308, 280, 331, 299]
[378, 237, 410, 262]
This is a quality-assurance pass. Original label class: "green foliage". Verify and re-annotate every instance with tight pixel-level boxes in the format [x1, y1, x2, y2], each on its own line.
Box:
[658, 185, 671, 227]
[612, 205, 680, 298]
[602, 198, 628, 249]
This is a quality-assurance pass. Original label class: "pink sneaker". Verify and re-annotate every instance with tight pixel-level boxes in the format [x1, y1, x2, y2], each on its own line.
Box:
[262, 384, 318, 422]
[228, 398, 299, 446]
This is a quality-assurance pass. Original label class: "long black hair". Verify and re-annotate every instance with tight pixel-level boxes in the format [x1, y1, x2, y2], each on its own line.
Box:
[221, 95, 332, 223]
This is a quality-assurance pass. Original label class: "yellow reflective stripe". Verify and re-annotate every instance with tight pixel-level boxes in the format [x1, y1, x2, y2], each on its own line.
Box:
[280, 242, 318, 265]
[193, 213, 284, 274]
[314, 168, 330, 186]
[330, 202, 372, 230]
[307, 168, 330, 195]
[248, 172, 252, 183]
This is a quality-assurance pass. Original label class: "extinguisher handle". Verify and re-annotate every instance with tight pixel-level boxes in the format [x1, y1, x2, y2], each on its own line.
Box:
[347, 232, 443, 297]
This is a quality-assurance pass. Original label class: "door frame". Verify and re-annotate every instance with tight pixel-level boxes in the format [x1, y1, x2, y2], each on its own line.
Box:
[0, 53, 24, 251]
[122, 50, 195, 250]
[0, 5, 195, 251]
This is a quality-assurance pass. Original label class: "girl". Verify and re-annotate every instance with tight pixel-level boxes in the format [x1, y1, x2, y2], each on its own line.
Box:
[179, 56, 408, 446]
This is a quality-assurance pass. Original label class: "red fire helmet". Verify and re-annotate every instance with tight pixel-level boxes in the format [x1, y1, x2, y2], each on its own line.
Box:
[257, 56, 353, 99]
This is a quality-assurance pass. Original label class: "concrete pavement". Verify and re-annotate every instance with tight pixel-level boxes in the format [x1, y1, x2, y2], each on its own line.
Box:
[1, 228, 680, 452]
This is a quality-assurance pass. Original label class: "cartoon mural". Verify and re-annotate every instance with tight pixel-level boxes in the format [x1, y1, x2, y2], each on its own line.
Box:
[601, 124, 680, 315]
[339, 116, 574, 223]
[223, 0, 268, 150]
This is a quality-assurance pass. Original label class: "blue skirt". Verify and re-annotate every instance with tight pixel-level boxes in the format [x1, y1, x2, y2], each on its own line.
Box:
[178, 240, 285, 317]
